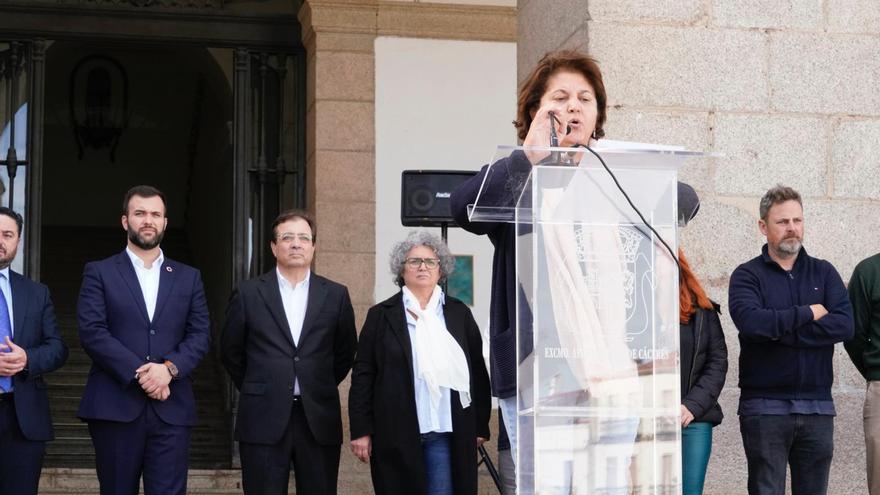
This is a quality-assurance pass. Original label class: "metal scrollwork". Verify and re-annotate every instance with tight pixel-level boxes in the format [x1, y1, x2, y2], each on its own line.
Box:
[69, 54, 129, 162]
[1, 41, 30, 208]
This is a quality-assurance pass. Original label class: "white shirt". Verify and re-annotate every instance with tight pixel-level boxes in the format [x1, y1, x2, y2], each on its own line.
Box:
[126, 248, 164, 321]
[277, 267, 310, 395]
[402, 290, 453, 434]
[0, 267, 13, 337]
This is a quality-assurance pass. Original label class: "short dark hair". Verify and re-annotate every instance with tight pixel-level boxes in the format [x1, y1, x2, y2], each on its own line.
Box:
[514, 50, 608, 142]
[0, 207, 23, 236]
[759, 184, 802, 220]
[122, 185, 166, 216]
[270, 209, 316, 243]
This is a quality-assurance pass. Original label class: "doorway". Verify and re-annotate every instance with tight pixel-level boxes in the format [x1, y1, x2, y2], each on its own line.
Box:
[40, 41, 235, 468]
[1, 27, 306, 467]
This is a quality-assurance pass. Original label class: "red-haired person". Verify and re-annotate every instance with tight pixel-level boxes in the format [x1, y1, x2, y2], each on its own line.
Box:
[677, 184, 728, 495]
[678, 247, 728, 495]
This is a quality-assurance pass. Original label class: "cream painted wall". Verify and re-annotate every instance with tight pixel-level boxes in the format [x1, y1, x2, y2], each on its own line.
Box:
[374, 36, 516, 343]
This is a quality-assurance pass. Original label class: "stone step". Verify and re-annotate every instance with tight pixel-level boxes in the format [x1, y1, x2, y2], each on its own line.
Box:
[39, 468, 292, 494]
[48, 424, 230, 442]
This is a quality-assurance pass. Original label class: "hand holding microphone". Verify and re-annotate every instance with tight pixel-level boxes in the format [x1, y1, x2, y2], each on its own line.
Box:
[522, 104, 574, 164]
[548, 111, 573, 147]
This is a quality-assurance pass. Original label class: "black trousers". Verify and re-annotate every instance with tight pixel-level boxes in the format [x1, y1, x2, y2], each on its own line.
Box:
[240, 398, 341, 495]
[0, 397, 45, 495]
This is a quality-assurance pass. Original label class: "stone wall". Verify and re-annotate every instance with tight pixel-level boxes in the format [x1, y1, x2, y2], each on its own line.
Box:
[518, 1, 880, 493]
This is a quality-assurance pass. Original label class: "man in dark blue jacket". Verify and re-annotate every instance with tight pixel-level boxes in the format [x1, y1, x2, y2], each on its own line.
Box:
[0, 207, 68, 494]
[77, 186, 211, 495]
[729, 184, 853, 495]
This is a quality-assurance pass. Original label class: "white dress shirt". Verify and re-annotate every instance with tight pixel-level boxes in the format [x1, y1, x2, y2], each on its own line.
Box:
[277, 268, 310, 395]
[126, 248, 164, 321]
[0, 267, 13, 337]
[402, 289, 453, 434]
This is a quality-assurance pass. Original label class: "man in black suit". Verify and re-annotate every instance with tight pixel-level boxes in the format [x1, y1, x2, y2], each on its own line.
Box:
[221, 209, 357, 494]
[0, 206, 68, 494]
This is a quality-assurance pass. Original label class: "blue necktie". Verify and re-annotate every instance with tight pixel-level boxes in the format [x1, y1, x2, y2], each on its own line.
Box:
[0, 275, 12, 392]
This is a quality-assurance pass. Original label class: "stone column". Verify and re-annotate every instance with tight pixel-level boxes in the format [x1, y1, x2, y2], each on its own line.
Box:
[516, 0, 588, 83]
[298, 3, 377, 490]
[299, 0, 378, 323]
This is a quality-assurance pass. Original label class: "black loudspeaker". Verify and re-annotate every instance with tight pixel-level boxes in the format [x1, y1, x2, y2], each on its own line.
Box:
[401, 170, 477, 227]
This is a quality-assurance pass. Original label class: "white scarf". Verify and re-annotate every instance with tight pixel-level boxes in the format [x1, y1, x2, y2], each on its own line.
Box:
[539, 186, 639, 402]
[402, 286, 472, 409]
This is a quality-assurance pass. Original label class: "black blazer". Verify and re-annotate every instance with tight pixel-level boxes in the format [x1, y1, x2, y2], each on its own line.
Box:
[221, 270, 357, 446]
[680, 304, 728, 425]
[9, 271, 69, 441]
[349, 291, 491, 495]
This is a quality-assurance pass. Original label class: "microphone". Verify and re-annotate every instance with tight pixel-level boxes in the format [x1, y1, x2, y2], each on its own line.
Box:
[547, 112, 574, 164]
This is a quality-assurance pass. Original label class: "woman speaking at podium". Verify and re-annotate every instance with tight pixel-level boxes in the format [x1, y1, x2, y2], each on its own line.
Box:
[450, 50, 608, 464]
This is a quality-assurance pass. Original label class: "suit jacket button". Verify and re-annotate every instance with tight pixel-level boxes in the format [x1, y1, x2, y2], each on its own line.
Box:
[146, 355, 151, 361]
[149, 329, 156, 335]
[294, 357, 300, 362]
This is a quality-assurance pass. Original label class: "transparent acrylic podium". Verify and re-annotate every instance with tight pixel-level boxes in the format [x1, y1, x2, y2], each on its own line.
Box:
[468, 143, 703, 495]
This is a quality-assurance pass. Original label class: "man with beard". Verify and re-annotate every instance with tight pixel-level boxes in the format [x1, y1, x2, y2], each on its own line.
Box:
[0, 207, 67, 494]
[76, 185, 211, 495]
[729, 184, 853, 495]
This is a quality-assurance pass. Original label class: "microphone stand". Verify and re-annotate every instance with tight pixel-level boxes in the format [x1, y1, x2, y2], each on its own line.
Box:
[478, 443, 502, 491]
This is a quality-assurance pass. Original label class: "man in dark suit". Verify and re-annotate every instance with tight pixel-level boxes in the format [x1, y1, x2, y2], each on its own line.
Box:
[0, 206, 68, 494]
[221, 209, 357, 495]
[77, 185, 211, 495]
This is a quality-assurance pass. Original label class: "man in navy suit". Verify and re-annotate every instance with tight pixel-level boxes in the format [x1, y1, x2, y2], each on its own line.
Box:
[77, 185, 211, 495]
[221, 210, 357, 494]
[0, 206, 68, 494]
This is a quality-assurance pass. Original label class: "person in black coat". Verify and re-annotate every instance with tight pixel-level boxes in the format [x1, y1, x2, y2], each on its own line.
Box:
[349, 231, 491, 495]
[678, 246, 728, 495]
[221, 210, 357, 494]
[677, 184, 728, 495]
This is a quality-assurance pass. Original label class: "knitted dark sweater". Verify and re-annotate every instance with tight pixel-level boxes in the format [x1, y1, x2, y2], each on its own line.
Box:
[729, 245, 853, 401]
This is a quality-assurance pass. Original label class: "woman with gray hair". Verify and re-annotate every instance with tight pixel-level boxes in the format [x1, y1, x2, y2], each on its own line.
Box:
[348, 230, 491, 495]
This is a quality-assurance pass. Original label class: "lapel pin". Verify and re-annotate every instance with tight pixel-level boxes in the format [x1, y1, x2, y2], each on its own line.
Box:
[166, 266, 173, 272]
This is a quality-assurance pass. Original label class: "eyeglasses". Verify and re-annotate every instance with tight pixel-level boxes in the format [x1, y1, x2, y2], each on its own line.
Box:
[404, 257, 440, 269]
[276, 232, 313, 244]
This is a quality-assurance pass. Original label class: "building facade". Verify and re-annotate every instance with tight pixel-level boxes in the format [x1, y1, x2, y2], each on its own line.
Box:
[2, 0, 878, 493]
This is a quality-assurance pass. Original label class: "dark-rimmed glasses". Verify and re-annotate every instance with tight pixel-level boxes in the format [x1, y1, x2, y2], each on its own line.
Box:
[404, 257, 440, 269]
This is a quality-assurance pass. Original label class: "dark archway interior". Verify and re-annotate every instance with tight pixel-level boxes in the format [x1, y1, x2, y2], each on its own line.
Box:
[40, 41, 235, 468]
